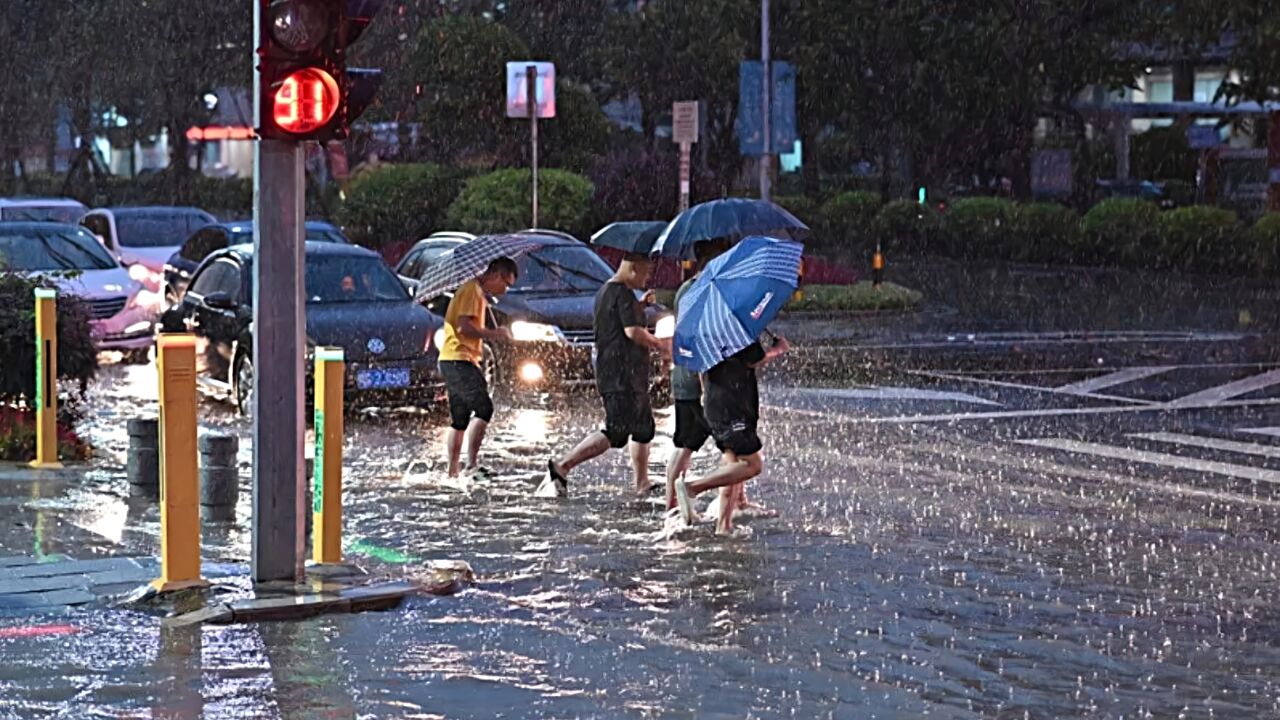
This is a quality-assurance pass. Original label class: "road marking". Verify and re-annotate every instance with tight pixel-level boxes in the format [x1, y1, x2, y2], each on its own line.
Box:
[911, 370, 1154, 405]
[1056, 366, 1175, 395]
[1167, 368, 1280, 408]
[1241, 427, 1280, 438]
[845, 397, 1280, 425]
[786, 386, 1001, 406]
[1016, 437, 1280, 485]
[1131, 432, 1280, 460]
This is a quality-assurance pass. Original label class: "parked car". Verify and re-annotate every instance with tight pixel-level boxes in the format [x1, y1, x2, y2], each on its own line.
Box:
[163, 220, 350, 307]
[79, 206, 217, 292]
[0, 197, 87, 224]
[160, 242, 444, 414]
[397, 229, 673, 398]
[0, 222, 157, 360]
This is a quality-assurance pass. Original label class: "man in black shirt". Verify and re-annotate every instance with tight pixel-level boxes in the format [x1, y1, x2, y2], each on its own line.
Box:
[542, 253, 671, 498]
[672, 334, 789, 534]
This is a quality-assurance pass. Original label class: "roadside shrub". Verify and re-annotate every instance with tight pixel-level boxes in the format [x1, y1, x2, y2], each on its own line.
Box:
[1080, 198, 1160, 266]
[821, 191, 881, 250]
[1249, 212, 1280, 275]
[0, 273, 98, 404]
[772, 195, 822, 236]
[0, 406, 91, 462]
[1014, 202, 1082, 264]
[943, 197, 1017, 259]
[446, 168, 594, 237]
[334, 163, 461, 249]
[873, 200, 941, 254]
[1157, 205, 1240, 272]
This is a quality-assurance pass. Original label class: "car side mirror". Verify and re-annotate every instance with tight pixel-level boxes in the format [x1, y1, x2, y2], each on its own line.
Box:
[204, 291, 236, 310]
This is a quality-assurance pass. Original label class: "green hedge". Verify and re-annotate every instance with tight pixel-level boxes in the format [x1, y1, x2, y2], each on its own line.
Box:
[1157, 205, 1240, 272]
[0, 273, 97, 404]
[1014, 202, 1082, 264]
[772, 195, 822, 235]
[944, 197, 1017, 258]
[446, 168, 594, 237]
[1250, 213, 1280, 275]
[821, 191, 881, 250]
[874, 200, 941, 254]
[1080, 198, 1160, 266]
[333, 163, 460, 249]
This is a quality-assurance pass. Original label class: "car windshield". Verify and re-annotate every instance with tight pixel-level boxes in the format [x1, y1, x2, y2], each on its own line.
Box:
[306, 256, 408, 303]
[514, 245, 614, 293]
[2, 205, 84, 224]
[116, 211, 214, 247]
[0, 227, 117, 271]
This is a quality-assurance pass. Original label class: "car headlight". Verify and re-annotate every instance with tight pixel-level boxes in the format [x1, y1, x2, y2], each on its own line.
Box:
[128, 264, 162, 290]
[510, 321, 562, 343]
[654, 314, 675, 339]
[431, 327, 446, 352]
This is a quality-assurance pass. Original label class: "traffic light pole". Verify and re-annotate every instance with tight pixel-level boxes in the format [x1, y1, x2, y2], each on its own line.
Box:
[251, 140, 307, 584]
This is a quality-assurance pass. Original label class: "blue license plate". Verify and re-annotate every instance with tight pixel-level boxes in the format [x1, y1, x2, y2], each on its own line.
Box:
[356, 367, 410, 390]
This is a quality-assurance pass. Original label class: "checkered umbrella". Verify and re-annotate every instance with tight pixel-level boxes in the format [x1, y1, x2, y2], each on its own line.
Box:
[673, 235, 803, 373]
[412, 233, 552, 302]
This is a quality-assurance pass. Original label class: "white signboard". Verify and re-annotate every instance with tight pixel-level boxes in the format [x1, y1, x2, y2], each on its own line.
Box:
[506, 62, 556, 119]
[673, 101, 699, 145]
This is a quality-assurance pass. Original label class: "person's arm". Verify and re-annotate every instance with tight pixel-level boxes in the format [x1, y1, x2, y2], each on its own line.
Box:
[747, 336, 789, 369]
[617, 287, 671, 356]
[458, 315, 513, 342]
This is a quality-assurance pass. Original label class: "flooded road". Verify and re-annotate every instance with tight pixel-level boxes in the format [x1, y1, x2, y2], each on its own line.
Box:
[2, 358, 1280, 718]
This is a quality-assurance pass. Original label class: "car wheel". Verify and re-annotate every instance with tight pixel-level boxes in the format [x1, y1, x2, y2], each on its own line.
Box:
[481, 342, 502, 388]
[233, 352, 255, 416]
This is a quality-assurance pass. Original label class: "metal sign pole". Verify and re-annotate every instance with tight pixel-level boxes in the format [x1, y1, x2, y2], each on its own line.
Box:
[759, 0, 771, 202]
[527, 64, 539, 228]
[679, 142, 691, 212]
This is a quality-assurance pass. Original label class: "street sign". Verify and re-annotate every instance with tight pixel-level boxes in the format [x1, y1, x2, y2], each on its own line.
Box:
[738, 61, 796, 156]
[673, 101, 699, 145]
[506, 62, 556, 119]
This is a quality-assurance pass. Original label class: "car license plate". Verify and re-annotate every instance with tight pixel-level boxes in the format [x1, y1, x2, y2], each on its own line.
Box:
[356, 367, 410, 390]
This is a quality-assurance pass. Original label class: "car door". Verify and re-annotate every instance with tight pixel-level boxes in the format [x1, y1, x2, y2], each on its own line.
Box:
[79, 211, 119, 260]
[183, 255, 245, 381]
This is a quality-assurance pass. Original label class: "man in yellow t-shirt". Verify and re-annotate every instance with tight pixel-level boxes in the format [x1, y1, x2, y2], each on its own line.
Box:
[439, 257, 518, 479]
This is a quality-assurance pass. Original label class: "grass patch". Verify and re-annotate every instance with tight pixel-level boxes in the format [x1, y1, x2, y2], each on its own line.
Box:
[655, 282, 922, 313]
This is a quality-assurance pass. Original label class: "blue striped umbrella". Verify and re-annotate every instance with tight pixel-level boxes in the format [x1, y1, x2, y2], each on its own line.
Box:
[673, 236, 803, 373]
[412, 232, 552, 302]
[651, 198, 809, 260]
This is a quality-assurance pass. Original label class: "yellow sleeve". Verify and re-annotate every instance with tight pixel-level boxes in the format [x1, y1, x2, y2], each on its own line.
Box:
[454, 281, 486, 321]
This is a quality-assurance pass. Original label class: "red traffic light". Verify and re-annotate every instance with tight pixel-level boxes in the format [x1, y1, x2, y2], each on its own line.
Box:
[272, 68, 340, 135]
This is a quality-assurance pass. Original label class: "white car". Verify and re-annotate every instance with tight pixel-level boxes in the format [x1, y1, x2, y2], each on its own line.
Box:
[0, 197, 87, 223]
[79, 206, 217, 293]
[0, 222, 159, 360]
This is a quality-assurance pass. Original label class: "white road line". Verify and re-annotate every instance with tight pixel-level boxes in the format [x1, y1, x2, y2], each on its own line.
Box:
[786, 386, 1001, 406]
[1167, 368, 1280, 408]
[842, 397, 1280, 424]
[1130, 432, 1280, 460]
[1016, 437, 1280, 485]
[1056, 366, 1175, 395]
[911, 370, 1154, 405]
[1241, 427, 1280, 438]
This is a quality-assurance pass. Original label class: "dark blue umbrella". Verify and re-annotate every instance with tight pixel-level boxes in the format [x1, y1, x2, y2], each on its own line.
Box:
[651, 198, 809, 260]
[590, 221, 667, 254]
[673, 236, 803, 373]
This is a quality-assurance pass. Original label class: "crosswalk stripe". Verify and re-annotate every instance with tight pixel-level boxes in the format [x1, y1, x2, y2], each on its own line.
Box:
[1167, 369, 1280, 408]
[1016, 437, 1280, 485]
[1130, 432, 1280, 460]
[1056, 366, 1175, 395]
[1241, 427, 1280, 438]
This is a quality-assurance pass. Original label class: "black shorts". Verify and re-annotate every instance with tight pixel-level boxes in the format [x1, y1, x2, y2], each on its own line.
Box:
[601, 391, 655, 448]
[709, 419, 763, 457]
[672, 399, 711, 451]
[439, 360, 494, 430]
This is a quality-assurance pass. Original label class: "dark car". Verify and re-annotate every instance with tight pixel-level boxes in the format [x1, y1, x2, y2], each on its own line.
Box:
[163, 220, 350, 306]
[160, 242, 444, 414]
[397, 230, 673, 398]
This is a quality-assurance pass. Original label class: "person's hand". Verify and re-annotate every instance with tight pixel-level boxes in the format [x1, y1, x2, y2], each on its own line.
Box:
[771, 335, 790, 355]
[496, 326, 515, 342]
[657, 337, 673, 359]
[641, 289, 657, 306]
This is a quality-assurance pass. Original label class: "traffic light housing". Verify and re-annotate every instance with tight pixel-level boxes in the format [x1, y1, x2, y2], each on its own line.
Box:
[255, 0, 384, 142]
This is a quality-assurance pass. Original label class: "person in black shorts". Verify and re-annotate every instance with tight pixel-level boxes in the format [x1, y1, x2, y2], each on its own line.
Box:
[672, 334, 789, 534]
[542, 252, 672, 498]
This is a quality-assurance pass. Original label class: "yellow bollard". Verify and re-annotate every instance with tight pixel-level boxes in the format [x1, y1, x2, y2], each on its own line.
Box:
[30, 288, 61, 469]
[312, 347, 345, 565]
[150, 334, 208, 593]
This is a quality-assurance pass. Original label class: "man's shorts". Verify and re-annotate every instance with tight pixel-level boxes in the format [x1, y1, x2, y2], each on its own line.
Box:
[439, 360, 494, 431]
[672, 399, 711, 451]
[708, 417, 763, 457]
[600, 391, 656, 448]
